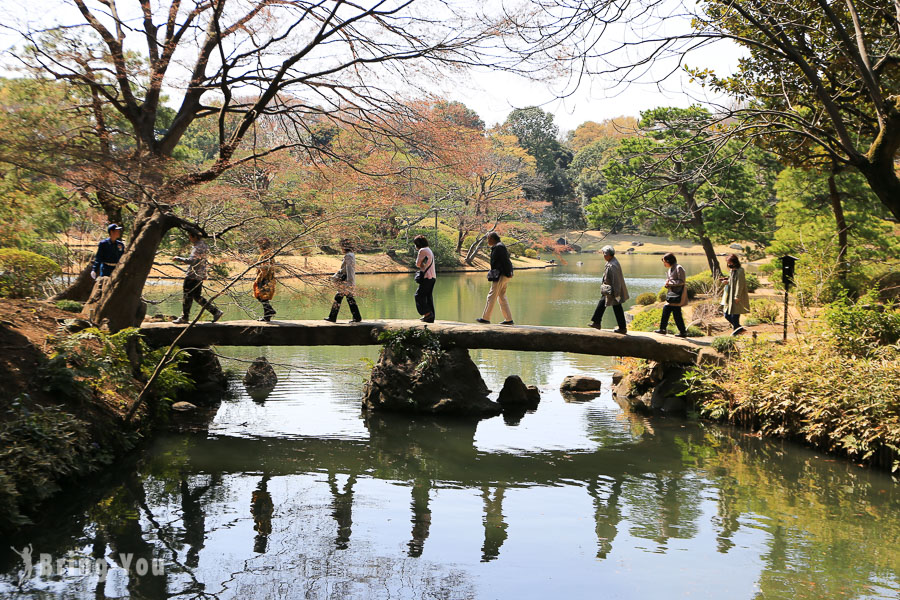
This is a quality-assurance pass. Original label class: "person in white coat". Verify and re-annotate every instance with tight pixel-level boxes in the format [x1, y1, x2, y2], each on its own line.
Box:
[324, 239, 362, 322]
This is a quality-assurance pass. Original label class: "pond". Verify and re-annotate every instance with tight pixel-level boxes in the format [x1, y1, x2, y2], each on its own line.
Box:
[2, 253, 899, 599]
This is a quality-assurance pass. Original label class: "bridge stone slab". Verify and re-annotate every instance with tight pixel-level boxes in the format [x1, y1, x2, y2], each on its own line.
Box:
[139, 319, 701, 363]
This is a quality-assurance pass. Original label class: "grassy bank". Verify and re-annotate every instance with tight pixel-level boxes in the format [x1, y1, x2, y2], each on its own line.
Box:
[0, 299, 194, 532]
[681, 298, 900, 471]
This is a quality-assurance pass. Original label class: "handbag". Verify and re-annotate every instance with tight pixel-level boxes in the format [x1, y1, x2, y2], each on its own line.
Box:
[415, 255, 430, 284]
[600, 283, 613, 296]
[487, 268, 500, 282]
[666, 285, 684, 304]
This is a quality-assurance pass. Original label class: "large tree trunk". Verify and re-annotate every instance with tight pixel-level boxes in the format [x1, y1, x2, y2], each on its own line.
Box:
[858, 161, 900, 222]
[49, 262, 95, 302]
[94, 206, 177, 331]
[682, 188, 721, 277]
[827, 172, 849, 283]
[697, 236, 721, 278]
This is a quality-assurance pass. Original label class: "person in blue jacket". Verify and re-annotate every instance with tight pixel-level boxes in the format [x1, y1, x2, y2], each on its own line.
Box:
[91, 223, 125, 280]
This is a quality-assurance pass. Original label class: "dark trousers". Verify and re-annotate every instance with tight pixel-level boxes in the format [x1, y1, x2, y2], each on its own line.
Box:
[329, 291, 361, 321]
[660, 304, 687, 334]
[591, 297, 626, 330]
[259, 300, 276, 318]
[183, 277, 218, 318]
[415, 278, 436, 318]
[725, 312, 741, 329]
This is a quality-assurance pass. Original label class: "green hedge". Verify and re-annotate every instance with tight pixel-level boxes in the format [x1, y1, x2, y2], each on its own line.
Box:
[0, 248, 61, 298]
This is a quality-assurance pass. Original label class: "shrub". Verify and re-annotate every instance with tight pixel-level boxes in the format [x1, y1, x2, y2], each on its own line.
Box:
[823, 294, 900, 357]
[711, 336, 737, 354]
[657, 288, 668, 302]
[749, 299, 780, 324]
[630, 307, 664, 332]
[524, 248, 538, 259]
[0, 248, 61, 298]
[507, 241, 525, 257]
[629, 307, 702, 335]
[690, 301, 723, 324]
[685, 270, 715, 299]
[635, 292, 657, 306]
[683, 335, 900, 471]
[745, 273, 761, 293]
[54, 300, 83, 313]
[408, 230, 459, 268]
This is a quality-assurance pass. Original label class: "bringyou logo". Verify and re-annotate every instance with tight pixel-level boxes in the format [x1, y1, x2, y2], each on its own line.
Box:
[9, 545, 164, 587]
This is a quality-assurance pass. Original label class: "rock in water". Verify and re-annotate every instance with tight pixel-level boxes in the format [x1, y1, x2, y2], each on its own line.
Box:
[362, 346, 501, 418]
[172, 401, 197, 412]
[497, 375, 540, 409]
[560, 375, 604, 393]
[244, 357, 278, 390]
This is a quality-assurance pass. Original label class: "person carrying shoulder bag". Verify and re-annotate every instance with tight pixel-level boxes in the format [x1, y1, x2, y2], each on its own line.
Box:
[413, 235, 436, 323]
[655, 252, 688, 337]
[476, 232, 514, 325]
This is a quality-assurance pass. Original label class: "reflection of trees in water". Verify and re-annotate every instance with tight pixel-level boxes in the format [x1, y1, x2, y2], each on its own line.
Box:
[9, 416, 900, 600]
[698, 429, 900, 600]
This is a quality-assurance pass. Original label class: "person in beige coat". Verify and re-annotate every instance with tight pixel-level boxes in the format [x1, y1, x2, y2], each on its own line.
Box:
[589, 245, 629, 333]
[720, 253, 750, 334]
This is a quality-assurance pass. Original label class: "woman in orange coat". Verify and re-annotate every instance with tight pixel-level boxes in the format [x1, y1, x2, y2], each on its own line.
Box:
[254, 237, 277, 322]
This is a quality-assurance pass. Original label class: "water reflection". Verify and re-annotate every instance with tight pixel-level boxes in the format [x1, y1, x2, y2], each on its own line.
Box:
[4, 412, 900, 599]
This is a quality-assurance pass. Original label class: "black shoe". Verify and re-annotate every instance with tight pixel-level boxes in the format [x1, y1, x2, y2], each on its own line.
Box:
[500, 320, 514, 325]
[420, 314, 434, 323]
[211, 310, 224, 323]
[173, 316, 189, 324]
[476, 318, 490, 324]
[258, 316, 271, 322]
[675, 331, 688, 338]
[613, 328, 627, 334]
[323, 317, 337, 323]
[350, 318, 362, 323]
[654, 328, 668, 335]
[588, 322, 602, 329]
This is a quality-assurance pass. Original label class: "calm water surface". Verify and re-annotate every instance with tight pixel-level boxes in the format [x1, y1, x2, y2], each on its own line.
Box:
[3, 254, 899, 599]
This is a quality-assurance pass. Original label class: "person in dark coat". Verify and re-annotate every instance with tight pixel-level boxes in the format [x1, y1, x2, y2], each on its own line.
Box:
[476, 232, 514, 325]
[91, 223, 125, 280]
[589, 245, 629, 334]
[656, 252, 688, 337]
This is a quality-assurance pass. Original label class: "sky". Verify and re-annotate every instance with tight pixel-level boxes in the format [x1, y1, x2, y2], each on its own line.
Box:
[0, 0, 747, 138]
[447, 41, 746, 135]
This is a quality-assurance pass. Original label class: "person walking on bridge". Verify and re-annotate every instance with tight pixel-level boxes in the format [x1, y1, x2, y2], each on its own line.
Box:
[413, 235, 436, 323]
[91, 223, 125, 280]
[476, 232, 514, 325]
[324, 239, 362, 323]
[254, 237, 277, 322]
[656, 252, 688, 337]
[589, 245, 629, 334]
[173, 230, 223, 324]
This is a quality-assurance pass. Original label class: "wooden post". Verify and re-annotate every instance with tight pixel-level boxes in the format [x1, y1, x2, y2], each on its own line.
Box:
[783, 290, 789, 342]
